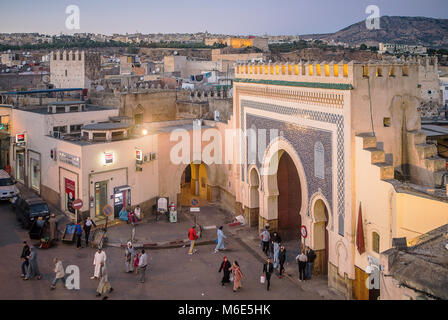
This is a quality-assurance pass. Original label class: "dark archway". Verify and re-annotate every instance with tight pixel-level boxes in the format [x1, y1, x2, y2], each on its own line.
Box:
[277, 152, 302, 240]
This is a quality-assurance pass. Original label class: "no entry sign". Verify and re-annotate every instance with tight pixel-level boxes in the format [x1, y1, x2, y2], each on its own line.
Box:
[72, 199, 83, 210]
[300, 225, 308, 238]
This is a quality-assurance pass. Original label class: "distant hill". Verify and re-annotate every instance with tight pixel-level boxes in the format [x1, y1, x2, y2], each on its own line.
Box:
[301, 16, 448, 48]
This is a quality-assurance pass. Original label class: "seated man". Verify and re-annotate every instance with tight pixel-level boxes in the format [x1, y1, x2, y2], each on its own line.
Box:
[118, 207, 128, 222]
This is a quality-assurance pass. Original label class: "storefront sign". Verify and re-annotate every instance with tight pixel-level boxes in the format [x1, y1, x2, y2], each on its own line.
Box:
[104, 152, 114, 165]
[136, 149, 143, 162]
[15, 133, 25, 144]
[157, 197, 168, 212]
[58, 151, 80, 168]
[65, 178, 76, 214]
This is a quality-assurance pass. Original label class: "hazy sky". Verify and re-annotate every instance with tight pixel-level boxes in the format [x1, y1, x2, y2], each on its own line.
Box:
[0, 0, 447, 35]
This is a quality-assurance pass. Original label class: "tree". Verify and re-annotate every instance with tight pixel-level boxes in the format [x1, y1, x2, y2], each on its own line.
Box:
[359, 44, 367, 50]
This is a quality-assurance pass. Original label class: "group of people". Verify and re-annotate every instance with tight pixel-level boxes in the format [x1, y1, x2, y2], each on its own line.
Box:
[260, 227, 317, 287]
[74, 217, 97, 249]
[20, 241, 41, 281]
[295, 246, 317, 281]
[218, 256, 243, 292]
[124, 242, 148, 283]
[118, 205, 142, 224]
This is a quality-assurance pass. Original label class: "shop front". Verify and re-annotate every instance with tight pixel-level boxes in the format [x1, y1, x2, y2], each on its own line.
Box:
[28, 150, 41, 193]
[89, 167, 128, 222]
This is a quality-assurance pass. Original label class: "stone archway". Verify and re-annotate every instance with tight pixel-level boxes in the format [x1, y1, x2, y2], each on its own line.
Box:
[248, 166, 260, 228]
[261, 137, 308, 240]
[312, 198, 329, 275]
[179, 162, 211, 206]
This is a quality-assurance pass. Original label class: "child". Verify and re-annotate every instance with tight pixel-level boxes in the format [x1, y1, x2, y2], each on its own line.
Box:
[133, 253, 140, 274]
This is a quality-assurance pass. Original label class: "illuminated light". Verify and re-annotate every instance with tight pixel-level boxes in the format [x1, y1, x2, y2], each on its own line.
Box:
[142, 129, 148, 136]
[104, 152, 114, 165]
[334, 64, 339, 77]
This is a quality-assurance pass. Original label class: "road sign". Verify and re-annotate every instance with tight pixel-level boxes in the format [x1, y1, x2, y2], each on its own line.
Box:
[300, 225, 308, 238]
[103, 204, 113, 217]
[72, 199, 83, 210]
[190, 207, 200, 212]
[191, 198, 199, 206]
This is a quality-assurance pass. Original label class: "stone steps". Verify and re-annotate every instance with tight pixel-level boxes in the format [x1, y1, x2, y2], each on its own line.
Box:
[357, 133, 395, 182]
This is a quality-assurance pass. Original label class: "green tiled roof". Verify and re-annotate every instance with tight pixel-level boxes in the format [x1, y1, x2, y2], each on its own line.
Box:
[234, 78, 353, 90]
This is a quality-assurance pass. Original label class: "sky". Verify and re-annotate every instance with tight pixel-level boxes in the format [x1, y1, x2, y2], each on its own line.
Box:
[0, 0, 447, 36]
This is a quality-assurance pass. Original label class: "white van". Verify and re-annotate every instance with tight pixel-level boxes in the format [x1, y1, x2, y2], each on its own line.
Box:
[0, 169, 19, 200]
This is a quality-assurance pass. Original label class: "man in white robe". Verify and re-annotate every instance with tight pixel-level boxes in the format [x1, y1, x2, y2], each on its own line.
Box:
[91, 248, 107, 280]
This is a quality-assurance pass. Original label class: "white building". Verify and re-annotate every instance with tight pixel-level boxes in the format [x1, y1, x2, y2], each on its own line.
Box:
[7, 101, 159, 222]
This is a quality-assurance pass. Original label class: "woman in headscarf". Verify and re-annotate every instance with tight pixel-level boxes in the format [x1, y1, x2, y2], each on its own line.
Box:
[218, 256, 231, 286]
[214, 226, 227, 253]
[24, 245, 41, 280]
[229, 261, 243, 292]
[125, 242, 135, 273]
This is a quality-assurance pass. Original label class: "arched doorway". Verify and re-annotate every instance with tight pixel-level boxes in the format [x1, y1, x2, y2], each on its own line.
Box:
[180, 162, 210, 206]
[312, 199, 329, 274]
[277, 152, 302, 240]
[248, 167, 260, 228]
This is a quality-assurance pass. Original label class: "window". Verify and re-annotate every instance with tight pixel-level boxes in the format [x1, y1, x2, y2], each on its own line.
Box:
[134, 113, 143, 125]
[376, 67, 382, 77]
[389, 66, 395, 77]
[314, 141, 325, 179]
[372, 232, 380, 253]
[53, 126, 67, 134]
[362, 66, 369, 78]
[65, 70, 68, 77]
[70, 124, 82, 133]
[383, 117, 391, 127]
[92, 132, 106, 141]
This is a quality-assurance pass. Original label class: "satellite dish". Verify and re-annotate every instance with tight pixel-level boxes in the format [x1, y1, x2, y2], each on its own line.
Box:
[42, 75, 50, 84]
[173, 51, 178, 55]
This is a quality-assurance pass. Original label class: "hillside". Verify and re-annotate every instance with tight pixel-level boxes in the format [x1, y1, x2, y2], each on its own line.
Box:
[301, 16, 448, 48]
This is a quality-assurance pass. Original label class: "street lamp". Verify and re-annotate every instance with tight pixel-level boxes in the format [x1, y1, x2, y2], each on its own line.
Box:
[142, 129, 148, 136]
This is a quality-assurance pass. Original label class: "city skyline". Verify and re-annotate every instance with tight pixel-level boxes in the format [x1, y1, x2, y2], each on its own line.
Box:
[0, 0, 447, 36]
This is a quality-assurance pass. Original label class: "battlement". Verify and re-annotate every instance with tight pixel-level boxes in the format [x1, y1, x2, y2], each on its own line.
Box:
[235, 59, 420, 88]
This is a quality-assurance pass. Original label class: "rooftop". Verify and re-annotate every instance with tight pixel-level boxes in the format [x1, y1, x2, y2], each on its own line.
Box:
[17, 104, 114, 115]
[381, 224, 448, 299]
[83, 122, 130, 131]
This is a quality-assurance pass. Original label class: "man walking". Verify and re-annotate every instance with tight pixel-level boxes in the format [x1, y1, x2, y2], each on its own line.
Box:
[50, 258, 66, 290]
[20, 241, 30, 278]
[188, 225, 198, 255]
[278, 245, 287, 278]
[75, 222, 83, 249]
[96, 262, 113, 300]
[305, 246, 316, 280]
[83, 217, 96, 248]
[91, 248, 107, 280]
[214, 226, 227, 253]
[262, 257, 274, 291]
[138, 249, 148, 283]
[260, 228, 270, 256]
[296, 249, 308, 281]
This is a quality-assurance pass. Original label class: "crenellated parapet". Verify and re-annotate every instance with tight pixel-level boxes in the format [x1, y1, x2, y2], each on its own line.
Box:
[235, 60, 420, 89]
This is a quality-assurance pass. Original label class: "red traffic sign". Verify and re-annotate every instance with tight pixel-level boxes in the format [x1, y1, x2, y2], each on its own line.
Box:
[191, 198, 199, 206]
[300, 225, 308, 238]
[103, 204, 113, 217]
[72, 199, 83, 210]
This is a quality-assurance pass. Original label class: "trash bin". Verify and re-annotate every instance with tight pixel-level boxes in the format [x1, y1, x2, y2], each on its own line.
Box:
[169, 210, 177, 223]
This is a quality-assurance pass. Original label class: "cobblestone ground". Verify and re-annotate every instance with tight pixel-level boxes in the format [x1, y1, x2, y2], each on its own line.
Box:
[0, 202, 343, 300]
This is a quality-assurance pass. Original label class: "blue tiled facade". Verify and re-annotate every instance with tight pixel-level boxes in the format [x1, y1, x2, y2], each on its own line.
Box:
[240, 99, 345, 235]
